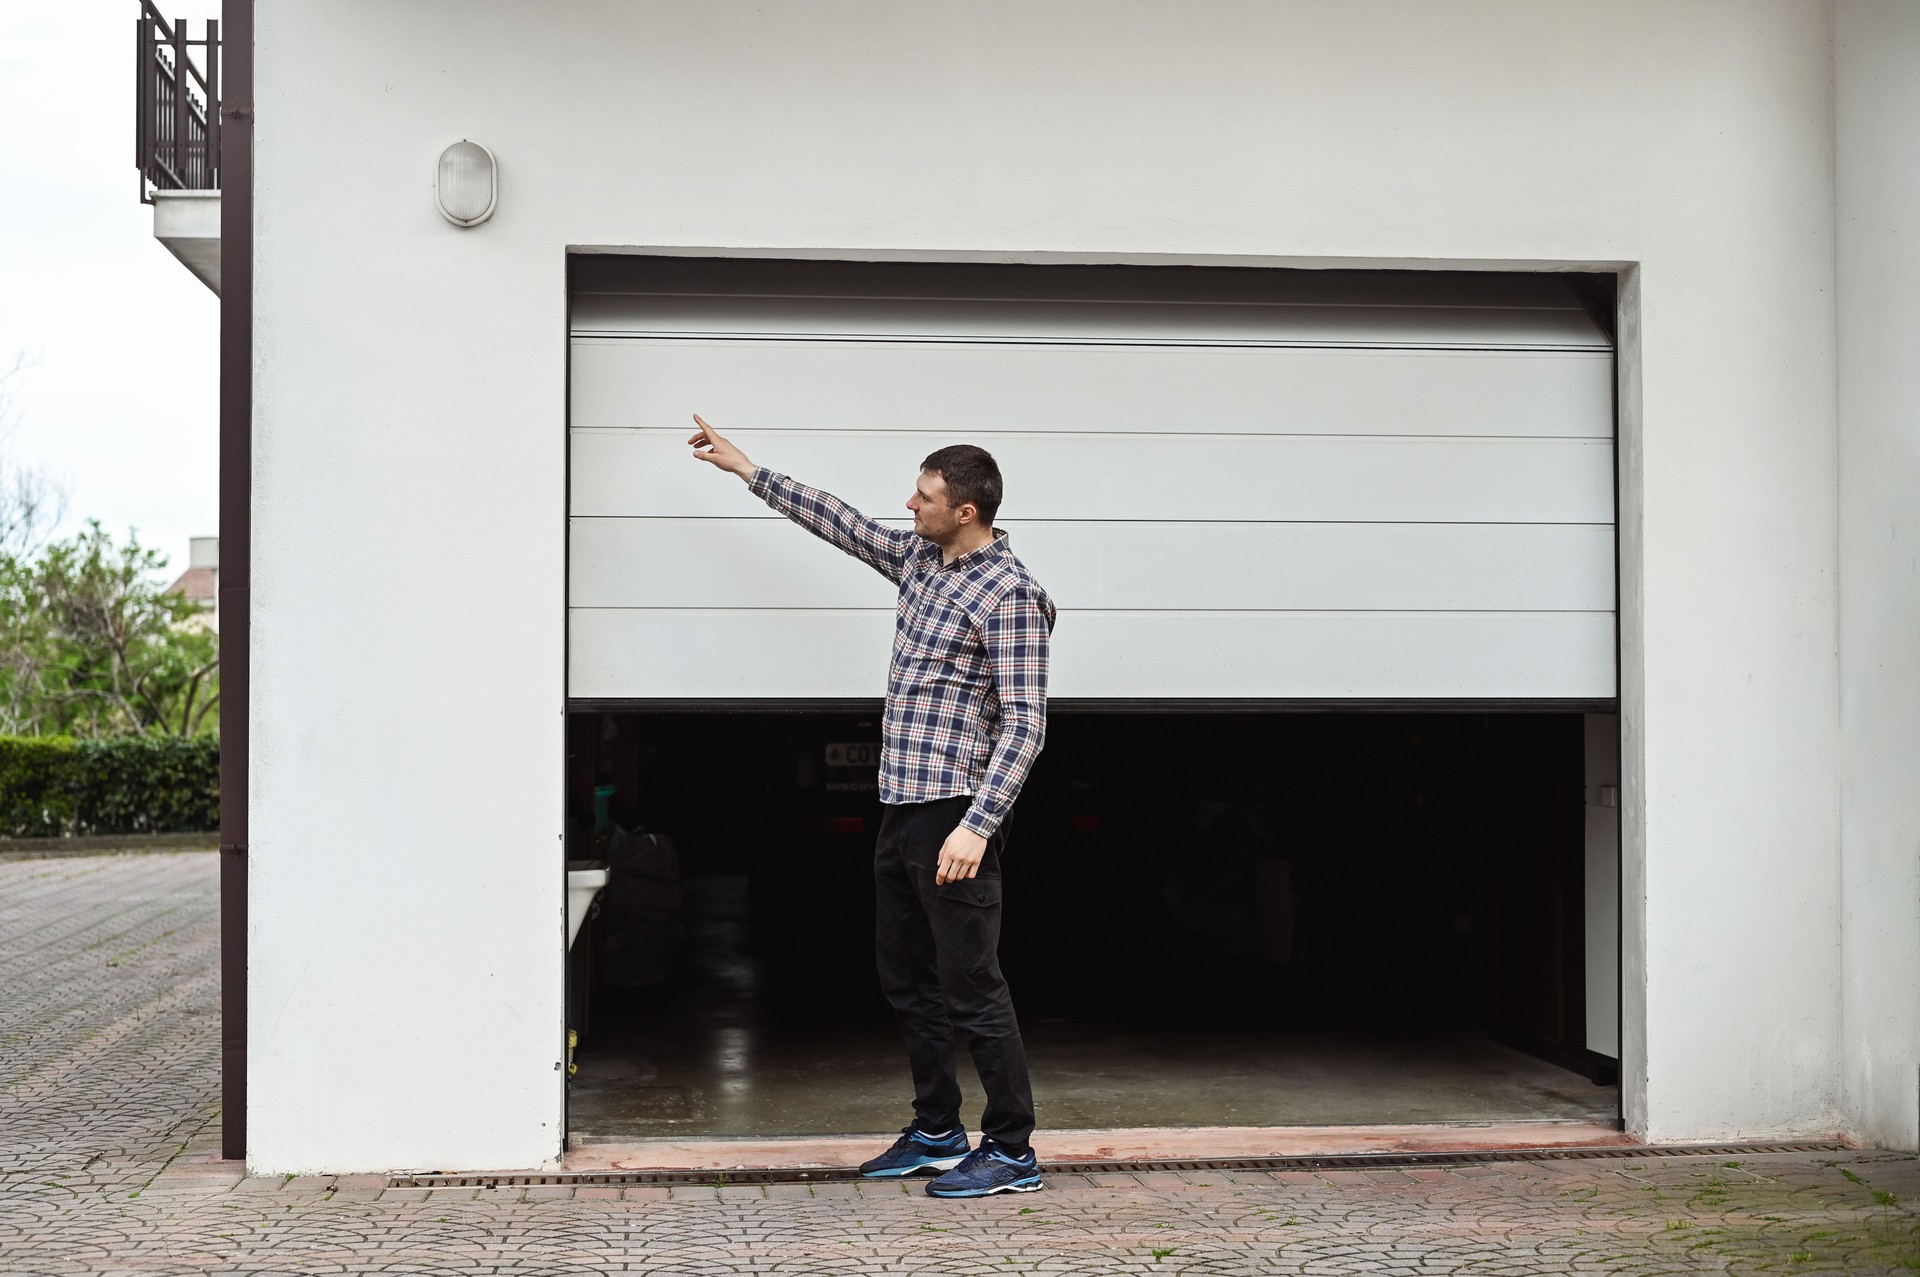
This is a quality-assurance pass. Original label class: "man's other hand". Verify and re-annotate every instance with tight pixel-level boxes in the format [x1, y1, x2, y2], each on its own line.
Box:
[935, 826, 988, 885]
[689, 414, 755, 479]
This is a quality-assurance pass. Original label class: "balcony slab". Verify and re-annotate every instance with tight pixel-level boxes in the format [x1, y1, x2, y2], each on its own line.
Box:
[152, 190, 220, 295]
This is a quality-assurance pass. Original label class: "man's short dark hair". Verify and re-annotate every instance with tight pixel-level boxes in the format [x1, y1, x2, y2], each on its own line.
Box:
[920, 444, 1003, 525]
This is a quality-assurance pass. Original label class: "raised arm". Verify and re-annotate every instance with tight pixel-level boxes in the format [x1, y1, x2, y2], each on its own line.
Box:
[690, 414, 916, 583]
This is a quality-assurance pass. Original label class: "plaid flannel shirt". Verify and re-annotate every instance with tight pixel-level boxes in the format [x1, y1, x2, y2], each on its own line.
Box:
[749, 467, 1055, 838]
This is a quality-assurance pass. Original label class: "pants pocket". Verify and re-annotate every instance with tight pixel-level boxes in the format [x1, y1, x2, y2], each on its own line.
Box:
[935, 875, 1002, 909]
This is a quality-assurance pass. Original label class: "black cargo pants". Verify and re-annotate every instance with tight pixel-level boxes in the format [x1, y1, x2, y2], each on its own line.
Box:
[873, 794, 1035, 1148]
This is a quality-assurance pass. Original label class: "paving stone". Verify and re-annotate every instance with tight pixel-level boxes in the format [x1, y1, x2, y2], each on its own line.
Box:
[330, 1174, 389, 1191]
[1271, 1170, 1324, 1186]
[3, 852, 1919, 1276]
[231, 1175, 291, 1193]
[758, 1183, 815, 1200]
[1068, 1172, 1141, 1189]
[281, 1175, 335, 1193]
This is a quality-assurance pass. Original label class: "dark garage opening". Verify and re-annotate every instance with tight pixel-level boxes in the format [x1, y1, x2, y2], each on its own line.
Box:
[564, 709, 1618, 1142]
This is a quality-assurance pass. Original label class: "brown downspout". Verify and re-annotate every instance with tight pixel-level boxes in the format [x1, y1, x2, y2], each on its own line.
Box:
[217, 0, 252, 1164]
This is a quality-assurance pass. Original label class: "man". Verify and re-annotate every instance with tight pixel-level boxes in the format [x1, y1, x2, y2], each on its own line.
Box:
[689, 414, 1055, 1198]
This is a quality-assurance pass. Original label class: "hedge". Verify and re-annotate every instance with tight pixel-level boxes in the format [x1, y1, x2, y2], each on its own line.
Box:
[0, 735, 219, 838]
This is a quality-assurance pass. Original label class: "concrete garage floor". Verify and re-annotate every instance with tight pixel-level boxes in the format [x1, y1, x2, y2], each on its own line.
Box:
[568, 1018, 1616, 1143]
[568, 1021, 1620, 1136]
[567, 872, 1618, 1144]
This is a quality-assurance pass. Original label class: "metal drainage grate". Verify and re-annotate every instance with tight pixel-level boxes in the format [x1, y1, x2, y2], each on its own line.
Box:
[389, 1140, 1851, 1190]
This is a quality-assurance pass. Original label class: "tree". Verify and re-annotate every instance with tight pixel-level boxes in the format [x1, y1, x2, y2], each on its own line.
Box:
[0, 355, 216, 738]
[0, 522, 218, 738]
[0, 352, 62, 562]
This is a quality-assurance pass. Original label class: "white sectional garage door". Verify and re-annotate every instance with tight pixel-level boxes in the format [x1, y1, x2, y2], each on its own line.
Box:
[568, 261, 1615, 703]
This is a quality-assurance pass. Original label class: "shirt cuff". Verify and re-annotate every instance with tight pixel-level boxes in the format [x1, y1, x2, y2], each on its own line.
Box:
[960, 804, 1001, 839]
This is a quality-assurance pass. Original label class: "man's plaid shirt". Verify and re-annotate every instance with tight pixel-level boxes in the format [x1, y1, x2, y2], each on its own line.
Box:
[749, 468, 1056, 838]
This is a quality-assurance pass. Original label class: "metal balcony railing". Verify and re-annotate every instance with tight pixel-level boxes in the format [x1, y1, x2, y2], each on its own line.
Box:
[136, 2, 220, 201]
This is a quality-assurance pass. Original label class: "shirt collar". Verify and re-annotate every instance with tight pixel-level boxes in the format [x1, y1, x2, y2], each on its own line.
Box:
[939, 527, 1009, 571]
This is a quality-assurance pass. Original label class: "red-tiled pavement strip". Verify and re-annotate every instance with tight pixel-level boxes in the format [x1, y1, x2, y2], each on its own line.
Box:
[6, 851, 1918, 1276]
[564, 1120, 1634, 1175]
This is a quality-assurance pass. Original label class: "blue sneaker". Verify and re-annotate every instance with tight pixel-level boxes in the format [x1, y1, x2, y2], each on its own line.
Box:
[925, 1141, 1044, 1197]
[859, 1125, 971, 1178]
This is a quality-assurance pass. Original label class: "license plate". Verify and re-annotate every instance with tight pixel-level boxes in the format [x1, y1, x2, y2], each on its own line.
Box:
[825, 742, 880, 768]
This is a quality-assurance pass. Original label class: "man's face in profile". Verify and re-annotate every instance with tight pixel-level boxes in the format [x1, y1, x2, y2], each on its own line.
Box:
[907, 469, 972, 545]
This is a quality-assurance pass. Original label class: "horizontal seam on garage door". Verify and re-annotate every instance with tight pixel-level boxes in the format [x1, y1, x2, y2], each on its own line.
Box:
[567, 606, 1618, 615]
[567, 516, 1617, 526]
[570, 330, 1612, 354]
[567, 428, 1615, 442]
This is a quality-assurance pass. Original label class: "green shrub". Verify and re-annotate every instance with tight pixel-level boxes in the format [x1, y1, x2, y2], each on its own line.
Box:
[0, 736, 79, 838]
[0, 735, 218, 838]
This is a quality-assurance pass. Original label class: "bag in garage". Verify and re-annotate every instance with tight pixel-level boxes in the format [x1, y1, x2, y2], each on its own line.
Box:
[600, 823, 685, 987]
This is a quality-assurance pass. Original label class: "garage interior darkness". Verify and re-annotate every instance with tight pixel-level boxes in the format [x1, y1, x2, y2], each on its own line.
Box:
[563, 709, 1620, 1142]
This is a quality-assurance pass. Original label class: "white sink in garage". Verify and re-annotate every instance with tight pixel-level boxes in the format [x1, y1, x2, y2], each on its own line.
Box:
[566, 860, 609, 949]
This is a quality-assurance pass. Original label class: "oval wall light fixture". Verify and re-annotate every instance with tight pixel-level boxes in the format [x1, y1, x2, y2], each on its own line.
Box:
[435, 140, 498, 227]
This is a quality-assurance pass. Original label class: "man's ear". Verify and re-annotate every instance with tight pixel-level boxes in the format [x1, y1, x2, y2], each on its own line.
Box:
[956, 502, 979, 526]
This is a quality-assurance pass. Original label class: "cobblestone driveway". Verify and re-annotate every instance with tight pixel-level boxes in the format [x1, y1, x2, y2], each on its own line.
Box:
[2, 851, 1916, 1275]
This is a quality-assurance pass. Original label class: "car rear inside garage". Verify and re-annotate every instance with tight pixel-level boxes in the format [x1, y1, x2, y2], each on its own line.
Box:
[562, 256, 1621, 1145]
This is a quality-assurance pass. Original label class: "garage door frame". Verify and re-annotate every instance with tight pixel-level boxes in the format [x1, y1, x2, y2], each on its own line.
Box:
[558, 246, 1638, 1138]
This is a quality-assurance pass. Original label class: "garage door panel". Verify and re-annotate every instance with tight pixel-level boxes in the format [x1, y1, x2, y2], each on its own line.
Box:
[571, 339, 1613, 439]
[568, 267, 1616, 704]
[571, 429, 1615, 525]
[568, 608, 1616, 701]
[569, 518, 1617, 613]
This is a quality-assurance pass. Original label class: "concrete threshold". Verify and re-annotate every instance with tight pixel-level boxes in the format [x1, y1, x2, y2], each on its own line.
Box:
[564, 1120, 1632, 1173]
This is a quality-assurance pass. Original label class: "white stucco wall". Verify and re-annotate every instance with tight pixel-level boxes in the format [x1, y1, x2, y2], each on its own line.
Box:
[250, 0, 1853, 1171]
[1835, 0, 1920, 1153]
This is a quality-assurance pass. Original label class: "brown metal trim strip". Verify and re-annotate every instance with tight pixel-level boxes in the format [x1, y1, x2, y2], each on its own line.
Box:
[217, 0, 252, 1165]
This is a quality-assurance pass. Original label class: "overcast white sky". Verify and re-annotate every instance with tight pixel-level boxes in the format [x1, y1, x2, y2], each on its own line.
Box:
[1, 1, 220, 579]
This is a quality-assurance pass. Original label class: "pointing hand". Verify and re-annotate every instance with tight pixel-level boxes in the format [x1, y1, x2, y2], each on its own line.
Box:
[688, 414, 755, 480]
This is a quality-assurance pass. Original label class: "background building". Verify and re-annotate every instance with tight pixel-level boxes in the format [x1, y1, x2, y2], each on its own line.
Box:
[163, 535, 218, 632]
